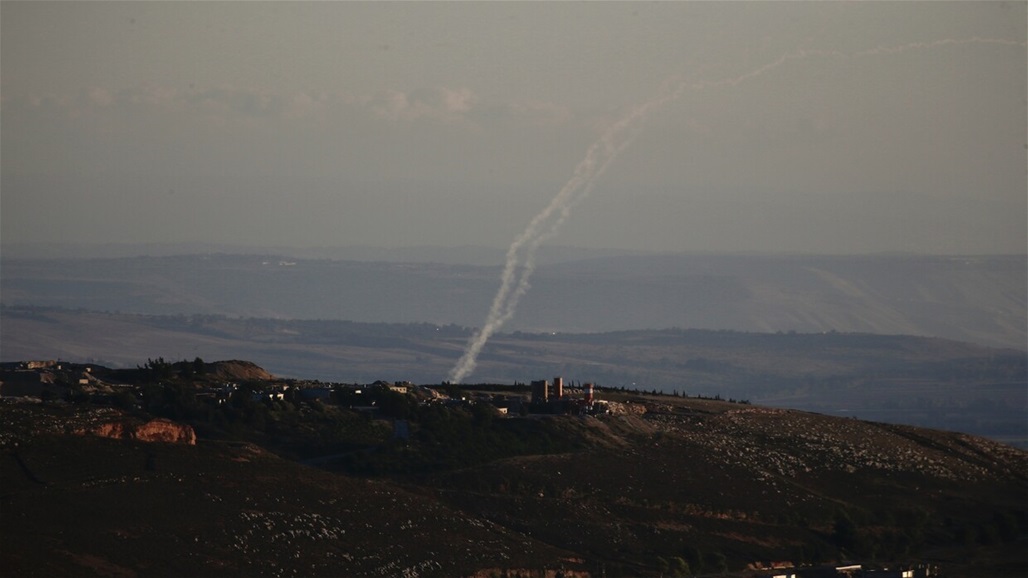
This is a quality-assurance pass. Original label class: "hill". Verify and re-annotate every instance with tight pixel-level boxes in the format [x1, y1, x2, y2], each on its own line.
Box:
[2, 306, 1025, 447]
[1, 363, 1025, 578]
[2, 253, 1024, 349]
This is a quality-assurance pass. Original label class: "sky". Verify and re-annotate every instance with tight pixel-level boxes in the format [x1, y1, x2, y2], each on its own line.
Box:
[2, 1, 1026, 255]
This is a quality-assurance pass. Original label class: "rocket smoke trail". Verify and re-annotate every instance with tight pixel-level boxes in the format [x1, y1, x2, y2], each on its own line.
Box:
[447, 36, 1024, 384]
[448, 77, 685, 384]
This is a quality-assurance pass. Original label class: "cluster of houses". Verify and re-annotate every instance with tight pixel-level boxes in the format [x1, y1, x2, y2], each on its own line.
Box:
[755, 562, 937, 578]
[214, 375, 612, 418]
[529, 376, 609, 415]
[0, 363, 616, 420]
[193, 380, 413, 407]
[0, 360, 108, 398]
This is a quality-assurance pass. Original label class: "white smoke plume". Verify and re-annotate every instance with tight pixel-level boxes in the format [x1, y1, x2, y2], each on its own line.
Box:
[447, 36, 1024, 384]
[447, 78, 685, 384]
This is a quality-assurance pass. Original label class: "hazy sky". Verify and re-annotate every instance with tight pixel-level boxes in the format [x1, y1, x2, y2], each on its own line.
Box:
[3, 1, 1026, 255]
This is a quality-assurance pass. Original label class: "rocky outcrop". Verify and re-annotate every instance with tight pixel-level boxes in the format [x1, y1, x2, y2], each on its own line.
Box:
[209, 360, 273, 382]
[467, 569, 590, 578]
[79, 418, 196, 445]
[133, 419, 197, 444]
[604, 400, 647, 415]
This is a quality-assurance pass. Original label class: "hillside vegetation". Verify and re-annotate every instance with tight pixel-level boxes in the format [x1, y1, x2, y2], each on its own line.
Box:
[1, 360, 1025, 577]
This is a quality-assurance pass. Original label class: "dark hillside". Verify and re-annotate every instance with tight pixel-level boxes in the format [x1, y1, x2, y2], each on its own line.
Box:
[1, 369, 1025, 577]
[1, 424, 584, 577]
[421, 401, 1027, 576]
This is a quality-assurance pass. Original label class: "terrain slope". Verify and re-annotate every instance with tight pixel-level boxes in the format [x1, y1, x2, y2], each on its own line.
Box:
[2, 253, 1023, 348]
[3, 307, 1024, 445]
[2, 379, 1025, 578]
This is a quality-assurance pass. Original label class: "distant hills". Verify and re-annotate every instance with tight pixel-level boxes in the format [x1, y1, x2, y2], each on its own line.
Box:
[1, 251, 1024, 349]
[2, 250, 1025, 446]
[2, 307, 1025, 448]
[2, 242, 643, 266]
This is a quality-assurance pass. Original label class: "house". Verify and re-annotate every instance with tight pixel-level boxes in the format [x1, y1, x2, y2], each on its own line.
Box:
[795, 564, 862, 578]
[298, 387, 333, 401]
[864, 564, 935, 578]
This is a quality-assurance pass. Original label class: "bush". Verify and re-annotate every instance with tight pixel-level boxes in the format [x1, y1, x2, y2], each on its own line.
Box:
[702, 551, 726, 574]
[667, 556, 690, 577]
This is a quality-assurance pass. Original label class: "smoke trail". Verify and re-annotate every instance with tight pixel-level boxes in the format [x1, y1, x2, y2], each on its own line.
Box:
[447, 36, 1024, 384]
[447, 79, 685, 383]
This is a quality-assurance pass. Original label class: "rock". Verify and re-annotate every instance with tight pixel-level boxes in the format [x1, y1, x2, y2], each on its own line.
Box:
[208, 360, 273, 382]
[79, 418, 196, 445]
[133, 419, 197, 445]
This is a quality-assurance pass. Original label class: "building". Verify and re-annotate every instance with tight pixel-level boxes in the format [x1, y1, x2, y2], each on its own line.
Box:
[531, 380, 549, 404]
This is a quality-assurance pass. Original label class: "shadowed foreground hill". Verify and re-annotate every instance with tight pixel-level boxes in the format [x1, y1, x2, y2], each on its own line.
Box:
[1, 374, 1025, 577]
[425, 405, 1027, 576]
[1, 406, 584, 578]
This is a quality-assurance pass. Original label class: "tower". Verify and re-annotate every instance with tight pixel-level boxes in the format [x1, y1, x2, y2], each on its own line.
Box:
[531, 379, 549, 404]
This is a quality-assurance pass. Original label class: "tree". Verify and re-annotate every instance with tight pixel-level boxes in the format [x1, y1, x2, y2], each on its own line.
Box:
[703, 551, 727, 574]
[833, 510, 858, 550]
[681, 545, 703, 573]
[668, 556, 690, 577]
[141, 357, 174, 381]
[378, 390, 412, 419]
[471, 401, 498, 425]
[112, 389, 137, 410]
[442, 382, 463, 399]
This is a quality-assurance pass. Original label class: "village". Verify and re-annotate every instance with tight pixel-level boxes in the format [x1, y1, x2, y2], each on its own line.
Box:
[0, 359, 1019, 577]
[750, 562, 938, 578]
[0, 360, 625, 419]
